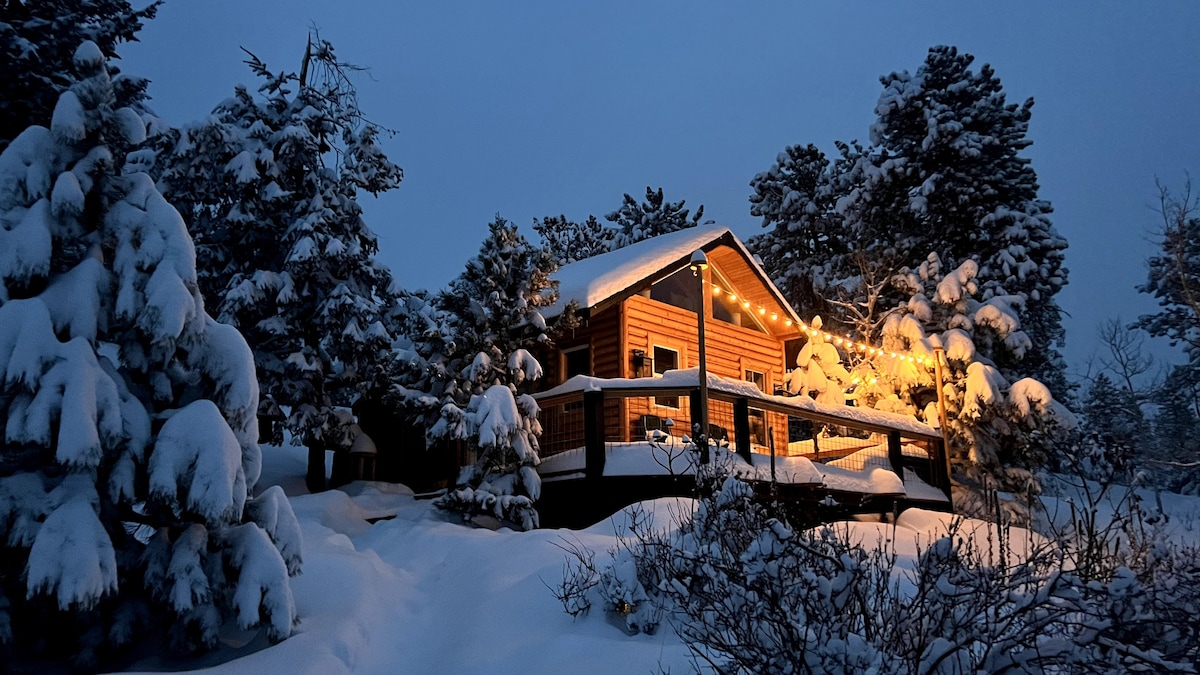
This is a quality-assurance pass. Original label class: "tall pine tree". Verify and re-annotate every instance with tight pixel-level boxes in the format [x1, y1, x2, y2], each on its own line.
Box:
[153, 38, 404, 490]
[749, 46, 1069, 397]
[1152, 365, 1200, 493]
[534, 214, 615, 265]
[865, 46, 1069, 396]
[748, 142, 859, 323]
[0, 43, 298, 668]
[606, 186, 707, 251]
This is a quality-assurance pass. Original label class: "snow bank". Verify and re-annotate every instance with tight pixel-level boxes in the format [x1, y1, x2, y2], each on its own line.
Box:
[129, 449, 1200, 675]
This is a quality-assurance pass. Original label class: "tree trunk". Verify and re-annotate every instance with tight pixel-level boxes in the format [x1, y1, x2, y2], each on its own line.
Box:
[306, 442, 327, 493]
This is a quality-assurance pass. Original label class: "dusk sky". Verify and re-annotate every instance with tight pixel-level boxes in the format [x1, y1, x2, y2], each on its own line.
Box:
[119, 1, 1200, 377]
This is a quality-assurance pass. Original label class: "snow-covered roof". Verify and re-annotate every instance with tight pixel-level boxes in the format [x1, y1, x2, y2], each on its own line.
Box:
[544, 225, 799, 325]
[535, 368, 942, 440]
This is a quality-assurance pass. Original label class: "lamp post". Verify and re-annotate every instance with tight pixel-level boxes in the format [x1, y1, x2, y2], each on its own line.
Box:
[690, 249, 710, 464]
[932, 345, 953, 492]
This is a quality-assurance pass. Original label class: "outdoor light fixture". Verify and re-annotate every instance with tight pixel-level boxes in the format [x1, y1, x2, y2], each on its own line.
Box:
[631, 349, 648, 378]
[689, 249, 709, 274]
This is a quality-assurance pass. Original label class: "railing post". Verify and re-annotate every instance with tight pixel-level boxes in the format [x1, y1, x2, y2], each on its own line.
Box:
[583, 391, 605, 480]
[689, 388, 709, 464]
[935, 438, 953, 503]
[888, 431, 904, 482]
[733, 397, 752, 463]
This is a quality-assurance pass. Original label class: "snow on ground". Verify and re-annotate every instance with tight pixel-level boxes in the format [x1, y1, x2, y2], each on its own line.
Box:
[123, 445, 1200, 674]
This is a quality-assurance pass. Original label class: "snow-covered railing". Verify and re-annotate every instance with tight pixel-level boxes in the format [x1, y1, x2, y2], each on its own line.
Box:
[534, 371, 951, 502]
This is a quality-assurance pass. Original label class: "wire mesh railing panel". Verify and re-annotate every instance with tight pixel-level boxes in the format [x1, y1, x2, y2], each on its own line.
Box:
[539, 399, 585, 457]
[536, 389, 950, 500]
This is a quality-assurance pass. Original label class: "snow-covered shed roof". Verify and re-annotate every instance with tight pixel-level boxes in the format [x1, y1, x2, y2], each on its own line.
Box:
[545, 225, 802, 328]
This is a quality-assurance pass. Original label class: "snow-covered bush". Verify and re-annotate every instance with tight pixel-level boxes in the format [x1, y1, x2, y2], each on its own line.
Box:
[785, 315, 853, 405]
[570, 472, 1199, 672]
[0, 43, 299, 668]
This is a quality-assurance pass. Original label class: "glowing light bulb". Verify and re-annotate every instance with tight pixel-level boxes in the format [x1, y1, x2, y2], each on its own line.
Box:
[758, 307, 766, 315]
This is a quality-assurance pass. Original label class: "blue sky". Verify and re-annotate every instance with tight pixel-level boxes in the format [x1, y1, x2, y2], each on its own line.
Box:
[119, 1, 1200, 376]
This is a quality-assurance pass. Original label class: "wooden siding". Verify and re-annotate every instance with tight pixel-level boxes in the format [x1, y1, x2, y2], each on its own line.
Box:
[625, 293, 785, 383]
[543, 305, 622, 385]
[708, 245, 800, 340]
[620, 293, 790, 445]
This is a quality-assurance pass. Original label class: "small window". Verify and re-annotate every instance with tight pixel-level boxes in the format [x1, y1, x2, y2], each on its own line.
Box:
[710, 270, 765, 333]
[749, 408, 767, 446]
[745, 369, 765, 392]
[785, 339, 805, 371]
[649, 268, 701, 314]
[563, 345, 590, 380]
[653, 345, 679, 408]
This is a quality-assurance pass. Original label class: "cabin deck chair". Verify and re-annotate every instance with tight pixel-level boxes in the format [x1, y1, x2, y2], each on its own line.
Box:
[639, 414, 664, 440]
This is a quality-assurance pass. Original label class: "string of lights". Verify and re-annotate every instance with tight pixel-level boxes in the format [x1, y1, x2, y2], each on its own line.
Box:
[710, 283, 938, 369]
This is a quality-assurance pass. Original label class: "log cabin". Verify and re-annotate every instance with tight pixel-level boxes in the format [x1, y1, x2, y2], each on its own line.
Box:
[532, 225, 952, 526]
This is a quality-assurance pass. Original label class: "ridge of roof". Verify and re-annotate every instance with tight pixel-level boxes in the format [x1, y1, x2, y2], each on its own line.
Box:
[544, 224, 799, 325]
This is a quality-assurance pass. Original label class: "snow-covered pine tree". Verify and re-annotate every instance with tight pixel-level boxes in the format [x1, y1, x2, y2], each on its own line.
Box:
[748, 142, 857, 321]
[534, 214, 615, 265]
[0, 43, 299, 668]
[875, 254, 1073, 521]
[0, 0, 160, 152]
[863, 46, 1070, 396]
[1150, 365, 1200, 493]
[749, 47, 1069, 397]
[430, 216, 557, 530]
[383, 287, 456, 437]
[153, 37, 404, 490]
[606, 186, 708, 251]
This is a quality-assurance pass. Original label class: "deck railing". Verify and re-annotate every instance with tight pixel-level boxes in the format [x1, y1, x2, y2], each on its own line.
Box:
[535, 385, 951, 500]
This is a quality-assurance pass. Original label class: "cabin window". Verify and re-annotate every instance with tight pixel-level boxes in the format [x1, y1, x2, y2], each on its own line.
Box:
[749, 408, 767, 446]
[784, 338, 805, 372]
[649, 267, 701, 314]
[563, 345, 590, 380]
[744, 369, 765, 392]
[653, 345, 679, 408]
[710, 269, 765, 333]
